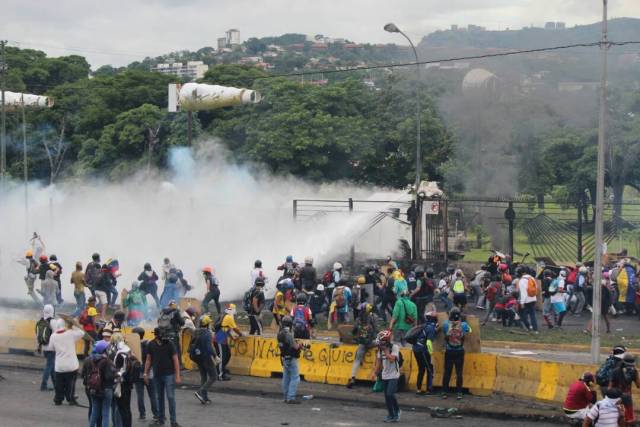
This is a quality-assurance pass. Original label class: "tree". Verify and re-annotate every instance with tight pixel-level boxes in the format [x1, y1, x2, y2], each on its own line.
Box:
[200, 64, 268, 88]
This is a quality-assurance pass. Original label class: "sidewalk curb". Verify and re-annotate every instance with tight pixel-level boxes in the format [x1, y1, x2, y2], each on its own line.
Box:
[483, 340, 640, 354]
[0, 358, 565, 424]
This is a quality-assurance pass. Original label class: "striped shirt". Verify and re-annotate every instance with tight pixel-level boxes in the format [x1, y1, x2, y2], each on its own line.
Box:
[587, 398, 621, 427]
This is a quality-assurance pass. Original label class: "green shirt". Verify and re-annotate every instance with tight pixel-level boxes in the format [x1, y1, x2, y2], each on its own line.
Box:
[392, 297, 418, 332]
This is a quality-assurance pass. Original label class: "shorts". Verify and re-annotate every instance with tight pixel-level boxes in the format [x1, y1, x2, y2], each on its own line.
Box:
[95, 291, 108, 306]
[453, 293, 467, 306]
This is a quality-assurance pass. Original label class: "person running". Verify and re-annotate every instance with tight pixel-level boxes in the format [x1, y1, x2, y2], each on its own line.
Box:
[123, 281, 147, 326]
[37, 304, 56, 391]
[70, 261, 87, 317]
[49, 316, 85, 405]
[201, 266, 221, 315]
[49, 254, 64, 305]
[277, 315, 304, 404]
[160, 270, 181, 309]
[562, 372, 597, 423]
[214, 304, 243, 381]
[138, 263, 160, 308]
[113, 340, 137, 427]
[19, 249, 40, 303]
[131, 327, 158, 422]
[413, 311, 438, 395]
[389, 289, 417, 345]
[144, 327, 182, 427]
[191, 315, 216, 404]
[291, 293, 313, 339]
[372, 330, 402, 423]
[441, 308, 472, 400]
[347, 303, 377, 389]
[85, 253, 102, 297]
[248, 278, 266, 335]
[40, 269, 58, 307]
[82, 340, 115, 427]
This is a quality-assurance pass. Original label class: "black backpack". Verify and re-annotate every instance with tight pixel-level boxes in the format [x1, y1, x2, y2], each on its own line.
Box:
[596, 357, 617, 387]
[36, 317, 53, 347]
[86, 358, 107, 396]
[242, 288, 255, 313]
[157, 311, 174, 336]
[188, 329, 205, 361]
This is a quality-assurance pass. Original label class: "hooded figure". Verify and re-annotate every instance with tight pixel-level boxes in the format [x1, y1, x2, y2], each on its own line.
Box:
[124, 281, 147, 326]
[40, 270, 58, 306]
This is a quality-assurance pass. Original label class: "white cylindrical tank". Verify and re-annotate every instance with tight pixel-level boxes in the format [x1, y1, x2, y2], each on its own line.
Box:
[3, 91, 53, 110]
[177, 82, 261, 111]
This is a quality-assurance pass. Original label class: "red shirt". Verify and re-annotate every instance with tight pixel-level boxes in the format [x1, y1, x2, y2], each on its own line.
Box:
[563, 380, 596, 411]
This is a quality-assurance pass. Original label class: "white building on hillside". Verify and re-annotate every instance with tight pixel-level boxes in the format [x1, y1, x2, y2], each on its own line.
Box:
[151, 61, 209, 81]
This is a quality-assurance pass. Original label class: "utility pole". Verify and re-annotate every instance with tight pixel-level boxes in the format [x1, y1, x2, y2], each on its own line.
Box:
[1, 40, 7, 183]
[591, 0, 609, 364]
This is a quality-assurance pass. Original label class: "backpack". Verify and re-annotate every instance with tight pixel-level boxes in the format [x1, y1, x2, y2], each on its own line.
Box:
[445, 321, 464, 348]
[36, 317, 53, 347]
[293, 306, 308, 335]
[322, 271, 333, 286]
[452, 279, 465, 294]
[86, 358, 107, 396]
[277, 329, 300, 359]
[379, 347, 404, 369]
[404, 324, 423, 345]
[188, 329, 205, 361]
[596, 357, 617, 387]
[242, 287, 255, 313]
[157, 311, 173, 336]
[85, 262, 99, 286]
[526, 276, 538, 297]
[334, 287, 346, 308]
[129, 291, 144, 306]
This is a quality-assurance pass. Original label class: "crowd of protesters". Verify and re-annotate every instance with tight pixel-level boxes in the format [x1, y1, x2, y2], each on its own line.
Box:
[23, 243, 640, 425]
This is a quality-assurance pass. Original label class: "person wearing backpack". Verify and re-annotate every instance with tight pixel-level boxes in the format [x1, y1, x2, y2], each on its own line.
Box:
[372, 330, 402, 423]
[190, 315, 216, 404]
[113, 340, 137, 427]
[277, 315, 305, 404]
[347, 303, 377, 389]
[49, 316, 85, 405]
[48, 254, 64, 305]
[85, 253, 101, 298]
[412, 311, 438, 395]
[411, 267, 435, 324]
[19, 249, 41, 303]
[37, 304, 56, 391]
[596, 346, 627, 395]
[123, 281, 147, 327]
[83, 340, 115, 427]
[451, 270, 469, 310]
[517, 267, 539, 333]
[389, 289, 417, 345]
[609, 353, 640, 425]
[332, 279, 352, 325]
[144, 327, 182, 427]
[137, 263, 161, 308]
[157, 301, 185, 356]
[291, 293, 313, 339]
[247, 278, 266, 335]
[441, 308, 472, 400]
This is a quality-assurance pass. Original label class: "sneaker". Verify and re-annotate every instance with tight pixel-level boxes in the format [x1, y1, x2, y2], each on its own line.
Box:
[457, 393, 463, 400]
[397, 410, 402, 421]
[151, 420, 165, 426]
[415, 390, 426, 395]
[221, 375, 231, 381]
[139, 415, 146, 420]
[205, 398, 212, 404]
[286, 399, 301, 404]
[346, 377, 355, 389]
[384, 416, 395, 423]
[194, 391, 206, 404]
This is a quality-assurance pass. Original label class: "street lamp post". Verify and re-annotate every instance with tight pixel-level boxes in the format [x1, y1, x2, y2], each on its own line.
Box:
[385, 23, 423, 259]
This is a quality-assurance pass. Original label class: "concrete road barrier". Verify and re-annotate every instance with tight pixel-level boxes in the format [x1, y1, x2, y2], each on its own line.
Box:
[228, 336, 255, 376]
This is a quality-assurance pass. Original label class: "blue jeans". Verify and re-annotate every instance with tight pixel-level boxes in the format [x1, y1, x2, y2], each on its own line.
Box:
[160, 283, 180, 309]
[282, 358, 300, 401]
[155, 374, 177, 424]
[89, 387, 113, 427]
[521, 301, 538, 331]
[41, 350, 55, 389]
[134, 379, 158, 418]
[72, 291, 86, 317]
[382, 378, 400, 419]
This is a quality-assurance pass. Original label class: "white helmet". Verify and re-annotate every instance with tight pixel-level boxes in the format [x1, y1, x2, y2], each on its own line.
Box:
[579, 266, 588, 274]
[304, 256, 313, 265]
[316, 284, 325, 292]
[333, 262, 343, 270]
[559, 270, 567, 278]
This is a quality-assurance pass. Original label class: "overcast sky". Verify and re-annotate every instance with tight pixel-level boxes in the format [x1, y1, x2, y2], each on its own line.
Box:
[3, 0, 639, 68]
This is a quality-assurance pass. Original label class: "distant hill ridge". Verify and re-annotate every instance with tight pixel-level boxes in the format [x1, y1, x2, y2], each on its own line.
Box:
[419, 18, 640, 49]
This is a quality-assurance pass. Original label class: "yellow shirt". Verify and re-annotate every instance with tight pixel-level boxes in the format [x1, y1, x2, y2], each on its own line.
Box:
[221, 314, 237, 332]
[272, 291, 287, 316]
[71, 271, 86, 293]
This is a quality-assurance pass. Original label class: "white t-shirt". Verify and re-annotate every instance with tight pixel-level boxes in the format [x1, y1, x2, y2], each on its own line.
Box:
[378, 344, 401, 380]
[586, 398, 622, 427]
[250, 268, 266, 287]
[50, 327, 84, 373]
[550, 280, 566, 304]
[518, 276, 537, 305]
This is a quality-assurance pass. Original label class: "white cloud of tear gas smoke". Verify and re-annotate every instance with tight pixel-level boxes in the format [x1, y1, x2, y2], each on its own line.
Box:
[0, 140, 406, 304]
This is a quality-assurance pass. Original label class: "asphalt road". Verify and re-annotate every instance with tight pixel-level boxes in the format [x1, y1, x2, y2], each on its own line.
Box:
[0, 367, 560, 427]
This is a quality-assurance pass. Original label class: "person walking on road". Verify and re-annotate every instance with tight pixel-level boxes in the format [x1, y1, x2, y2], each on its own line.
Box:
[413, 311, 438, 395]
[83, 340, 115, 427]
[372, 330, 402, 423]
[517, 267, 539, 333]
[277, 315, 304, 404]
[144, 327, 182, 427]
[191, 315, 216, 405]
[214, 304, 243, 381]
[441, 308, 472, 400]
[131, 327, 158, 422]
[37, 304, 56, 391]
